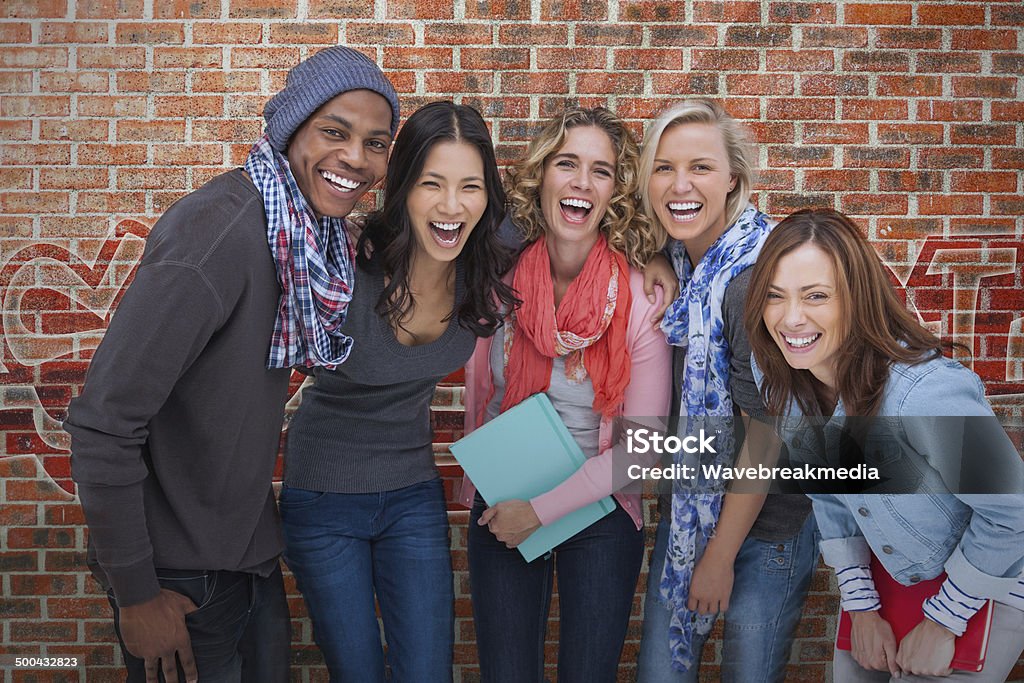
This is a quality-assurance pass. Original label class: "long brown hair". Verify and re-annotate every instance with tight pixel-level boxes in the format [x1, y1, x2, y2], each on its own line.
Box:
[744, 208, 946, 417]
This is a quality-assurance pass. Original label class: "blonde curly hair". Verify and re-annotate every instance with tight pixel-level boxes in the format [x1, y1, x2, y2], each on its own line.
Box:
[505, 107, 658, 270]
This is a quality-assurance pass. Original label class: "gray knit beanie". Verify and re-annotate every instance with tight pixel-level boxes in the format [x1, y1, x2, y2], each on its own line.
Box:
[263, 46, 400, 151]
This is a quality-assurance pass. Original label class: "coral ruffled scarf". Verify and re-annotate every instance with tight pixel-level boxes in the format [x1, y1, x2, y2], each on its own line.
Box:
[500, 234, 631, 417]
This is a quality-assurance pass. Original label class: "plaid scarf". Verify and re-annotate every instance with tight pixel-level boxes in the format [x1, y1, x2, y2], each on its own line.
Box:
[244, 134, 357, 369]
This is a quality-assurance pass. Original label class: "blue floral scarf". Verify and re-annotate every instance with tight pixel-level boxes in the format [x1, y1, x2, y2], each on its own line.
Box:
[657, 204, 775, 671]
[245, 134, 357, 369]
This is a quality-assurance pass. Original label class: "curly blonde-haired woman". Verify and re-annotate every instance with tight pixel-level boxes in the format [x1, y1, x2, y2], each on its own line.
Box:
[458, 107, 671, 683]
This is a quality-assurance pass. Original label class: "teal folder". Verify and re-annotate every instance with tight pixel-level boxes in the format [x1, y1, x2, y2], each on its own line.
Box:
[451, 393, 614, 562]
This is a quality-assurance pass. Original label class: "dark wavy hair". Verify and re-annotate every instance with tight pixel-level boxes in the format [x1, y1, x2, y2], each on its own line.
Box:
[744, 208, 948, 417]
[357, 101, 518, 337]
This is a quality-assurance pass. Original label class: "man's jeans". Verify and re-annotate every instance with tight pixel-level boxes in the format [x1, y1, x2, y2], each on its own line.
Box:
[280, 478, 454, 683]
[638, 513, 818, 683]
[109, 563, 290, 683]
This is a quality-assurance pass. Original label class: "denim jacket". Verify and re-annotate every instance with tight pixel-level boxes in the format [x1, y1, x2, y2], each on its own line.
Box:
[752, 354, 1024, 606]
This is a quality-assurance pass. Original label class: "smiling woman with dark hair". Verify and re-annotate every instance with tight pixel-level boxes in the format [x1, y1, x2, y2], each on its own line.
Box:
[280, 101, 517, 683]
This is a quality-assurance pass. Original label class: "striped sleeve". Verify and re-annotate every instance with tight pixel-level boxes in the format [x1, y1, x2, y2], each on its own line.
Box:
[921, 577, 986, 637]
[836, 564, 881, 613]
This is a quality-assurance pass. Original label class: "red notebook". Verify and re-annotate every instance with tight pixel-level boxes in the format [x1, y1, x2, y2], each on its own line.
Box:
[835, 554, 994, 672]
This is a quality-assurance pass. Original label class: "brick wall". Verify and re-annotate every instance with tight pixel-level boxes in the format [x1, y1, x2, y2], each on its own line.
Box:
[1, 1, 1022, 681]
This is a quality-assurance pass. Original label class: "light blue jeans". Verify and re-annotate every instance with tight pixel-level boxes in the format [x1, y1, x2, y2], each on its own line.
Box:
[637, 513, 819, 683]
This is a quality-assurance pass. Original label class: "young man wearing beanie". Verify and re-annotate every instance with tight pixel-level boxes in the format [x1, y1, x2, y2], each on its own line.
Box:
[65, 46, 400, 683]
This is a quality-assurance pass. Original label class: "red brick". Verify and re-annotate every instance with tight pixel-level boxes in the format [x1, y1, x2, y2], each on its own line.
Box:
[769, 2, 836, 23]
[0, 168, 32, 189]
[767, 98, 834, 120]
[0, 72, 33, 92]
[424, 23, 492, 44]
[78, 46, 144, 68]
[991, 196, 1024, 216]
[2, 0, 66, 17]
[724, 73, 794, 95]
[0, 46, 68, 68]
[618, 1, 682, 21]
[758, 169, 795, 190]
[843, 98, 907, 120]
[229, 0, 297, 17]
[799, 74, 869, 96]
[844, 50, 909, 72]
[154, 47, 223, 69]
[77, 191, 146, 213]
[230, 47, 301, 69]
[116, 22, 185, 44]
[766, 50, 833, 71]
[993, 102, 1024, 123]
[75, 0, 144, 18]
[692, 49, 759, 71]
[348, 23, 415, 45]
[993, 53, 1024, 75]
[308, 0, 372, 17]
[40, 167, 109, 190]
[78, 95, 147, 117]
[78, 144, 147, 165]
[802, 26, 868, 46]
[48, 597, 112, 619]
[39, 71, 109, 93]
[0, 22, 31, 42]
[950, 172, 1017, 193]
[725, 25, 792, 47]
[387, 0, 455, 18]
[877, 75, 943, 98]
[746, 122, 795, 144]
[952, 30, 1017, 51]
[7, 527, 76, 549]
[917, 52, 981, 73]
[768, 145, 834, 168]
[614, 49, 683, 71]
[918, 3, 985, 24]
[950, 218, 1016, 236]
[541, 48, 609, 70]
[0, 95, 70, 117]
[877, 218, 943, 239]
[576, 72, 644, 95]
[844, 3, 912, 24]
[498, 24, 568, 46]
[269, 23, 338, 44]
[0, 144, 70, 165]
[877, 123, 944, 145]
[918, 194, 984, 215]
[952, 77, 1017, 100]
[116, 168, 187, 190]
[116, 120, 186, 142]
[916, 99, 982, 121]
[576, 23, 642, 46]
[461, 47, 529, 70]
[191, 119, 262, 142]
[10, 621, 77, 642]
[993, 149, 1024, 170]
[804, 170, 871, 191]
[423, 72, 494, 94]
[9, 574, 78, 596]
[845, 146, 910, 168]
[155, 95, 224, 118]
[992, 5, 1024, 25]
[767, 193, 834, 215]
[39, 21, 107, 43]
[192, 22, 262, 44]
[875, 27, 942, 49]
[877, 171, 943, 192]
[951, 124, 1016, 146]
[919, 147, 985, 169]
[843, 192, 909, 214]
[473, 97, 529, 119]
[648, 25, 718, 47]
[381, 71, 416, 93]
[117, 71, 185, 93]
[650, 73, 720, 96]
[155, 0, 219, 17]
[692, 0, 759, 21]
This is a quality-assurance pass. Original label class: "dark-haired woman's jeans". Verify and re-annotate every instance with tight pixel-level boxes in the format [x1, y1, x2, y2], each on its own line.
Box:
[468, 497, 644, 683]
[280, 478, 454, 683]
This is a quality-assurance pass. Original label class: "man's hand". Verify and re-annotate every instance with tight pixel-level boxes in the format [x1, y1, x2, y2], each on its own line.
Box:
[895, 617, 955, 677]
[119, 589, 199, 683]
[687, 548, 735, 615]
[478, 500, 542, 548]
[641, 253, 678, 324]
[850, 610, 901, 677]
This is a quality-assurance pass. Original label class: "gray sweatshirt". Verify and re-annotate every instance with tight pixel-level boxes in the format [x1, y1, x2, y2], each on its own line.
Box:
[66, 169, 291, 606]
